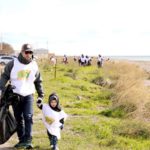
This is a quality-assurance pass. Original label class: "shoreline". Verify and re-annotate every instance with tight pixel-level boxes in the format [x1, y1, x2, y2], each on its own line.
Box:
[128, 60, 150, 73]
[112, 59, 150, 73]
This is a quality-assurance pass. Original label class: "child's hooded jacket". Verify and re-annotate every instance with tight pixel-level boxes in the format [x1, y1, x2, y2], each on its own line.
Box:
[42, 93, 67, 139]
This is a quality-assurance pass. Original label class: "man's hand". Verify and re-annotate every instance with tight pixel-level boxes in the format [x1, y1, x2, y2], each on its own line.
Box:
[59, 118, 64, 130]
[36, 97, 43, 109]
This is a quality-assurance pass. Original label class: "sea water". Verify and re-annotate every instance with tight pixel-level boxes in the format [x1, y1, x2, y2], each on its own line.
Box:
[108, 56, 150, 61]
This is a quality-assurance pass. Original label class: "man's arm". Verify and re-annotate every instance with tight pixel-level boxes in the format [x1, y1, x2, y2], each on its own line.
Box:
[34, 71, 44, 109]
[34, 71, 44, 98]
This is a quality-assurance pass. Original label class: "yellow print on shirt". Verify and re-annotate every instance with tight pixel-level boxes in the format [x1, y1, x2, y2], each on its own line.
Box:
[17, 70, 31, 80]
[45, 116, 55, 124]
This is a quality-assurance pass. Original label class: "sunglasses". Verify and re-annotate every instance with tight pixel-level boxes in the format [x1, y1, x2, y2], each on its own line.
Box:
[24, 51, 33, 54]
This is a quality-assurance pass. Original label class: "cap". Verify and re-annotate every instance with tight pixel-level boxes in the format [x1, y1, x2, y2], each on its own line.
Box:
[21, 44, 33, 52]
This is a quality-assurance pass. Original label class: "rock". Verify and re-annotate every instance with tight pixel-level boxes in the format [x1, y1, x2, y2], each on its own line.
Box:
[76, 95, 82, 100]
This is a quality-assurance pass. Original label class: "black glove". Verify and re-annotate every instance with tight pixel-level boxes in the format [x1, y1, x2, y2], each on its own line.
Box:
[60, 118, 64, 130]
[60, 124, 64, 130]
[36, 97, 43, 109]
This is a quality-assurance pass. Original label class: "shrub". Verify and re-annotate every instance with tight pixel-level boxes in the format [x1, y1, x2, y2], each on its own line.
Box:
[114, 120, 150, 139]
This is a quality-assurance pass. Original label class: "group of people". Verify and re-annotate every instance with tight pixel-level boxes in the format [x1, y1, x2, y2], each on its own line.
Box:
[61, 54, 105, 68]
[50, 54, 105, 69]
[0, 44, 67, 150]
[77, 54, 92, 66]
[75, 54, 105, 67]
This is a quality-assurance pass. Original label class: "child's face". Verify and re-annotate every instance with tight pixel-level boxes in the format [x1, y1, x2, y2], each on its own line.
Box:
[50, 100, 57, 108]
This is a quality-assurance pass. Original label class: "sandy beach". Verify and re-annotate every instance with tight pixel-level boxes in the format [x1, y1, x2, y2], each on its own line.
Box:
[120, 60, 150, 86]
[131, 61, 150, 73]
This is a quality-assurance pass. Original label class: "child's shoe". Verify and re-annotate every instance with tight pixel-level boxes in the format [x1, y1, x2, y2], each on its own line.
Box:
[56, 146, 59, 150]
[24, 140, 33, 149]
[50, 145, 54, 150]
[50, 145, 59, 150]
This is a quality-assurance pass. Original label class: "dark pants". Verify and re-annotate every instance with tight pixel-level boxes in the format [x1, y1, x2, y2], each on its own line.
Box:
[47, 130, 58, 150]
[12, 95, 33, 142]
[97, 61, 102, 68]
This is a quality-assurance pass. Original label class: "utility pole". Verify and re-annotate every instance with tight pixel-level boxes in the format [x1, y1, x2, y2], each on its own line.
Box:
[54, 63, 57, 79]
[0, 32, 3, 51]
[46, 40, 49, 51]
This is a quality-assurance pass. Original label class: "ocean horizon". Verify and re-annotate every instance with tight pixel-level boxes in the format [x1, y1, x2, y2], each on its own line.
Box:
[107, 56, 150, 61]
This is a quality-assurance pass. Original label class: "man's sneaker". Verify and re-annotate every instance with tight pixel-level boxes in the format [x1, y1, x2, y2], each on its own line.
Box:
[14, 141, 24, 148]
[23, 140, 33, 149]
[14, 141, 33, 149]
[25, 144, 33, 149]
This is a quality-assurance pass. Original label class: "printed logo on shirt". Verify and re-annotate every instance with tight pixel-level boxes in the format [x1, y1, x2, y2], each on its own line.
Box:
[17, 70, 31, 80]
[45, 116, 55, 124]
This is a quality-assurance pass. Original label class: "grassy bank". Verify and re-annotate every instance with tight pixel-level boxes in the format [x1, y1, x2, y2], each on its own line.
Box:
[9, 58, 150, 149]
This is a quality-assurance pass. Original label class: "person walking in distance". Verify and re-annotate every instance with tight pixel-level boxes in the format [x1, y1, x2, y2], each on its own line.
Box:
[97, 54, 104, 68]
[0, 44, 44, 149]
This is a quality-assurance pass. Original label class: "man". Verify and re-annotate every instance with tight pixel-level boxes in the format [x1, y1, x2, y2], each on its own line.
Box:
[0, 44, 44, 149]
[79, 54, 86, 66]
[97, 54, 104, 68]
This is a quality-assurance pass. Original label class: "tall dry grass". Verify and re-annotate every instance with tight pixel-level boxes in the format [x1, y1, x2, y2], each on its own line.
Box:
[104, 60, 150, 120]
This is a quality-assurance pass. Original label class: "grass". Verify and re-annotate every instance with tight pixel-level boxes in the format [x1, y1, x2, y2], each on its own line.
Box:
[7, 58, 150, 149]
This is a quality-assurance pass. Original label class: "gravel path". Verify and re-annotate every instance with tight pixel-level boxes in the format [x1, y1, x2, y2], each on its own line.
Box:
[0, 134, 16, 149]
[0, 145, 14, 150]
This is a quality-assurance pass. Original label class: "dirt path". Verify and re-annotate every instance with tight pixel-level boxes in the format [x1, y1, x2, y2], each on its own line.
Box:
[0, 134, 16, 150]
[0, 144, 14, 150]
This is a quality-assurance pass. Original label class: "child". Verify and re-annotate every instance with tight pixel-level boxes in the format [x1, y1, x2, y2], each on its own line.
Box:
[42, 93, 67, 150]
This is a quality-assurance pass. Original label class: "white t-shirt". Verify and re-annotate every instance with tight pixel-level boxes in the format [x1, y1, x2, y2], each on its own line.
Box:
[98, 56, 104, 62]
[80, 56, 85, 63]
[42, 104, 67, 139]
[10, 58, 38, 96]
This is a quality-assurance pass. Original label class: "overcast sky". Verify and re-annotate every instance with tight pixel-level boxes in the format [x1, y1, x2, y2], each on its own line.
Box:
[0, 0, 150, 56]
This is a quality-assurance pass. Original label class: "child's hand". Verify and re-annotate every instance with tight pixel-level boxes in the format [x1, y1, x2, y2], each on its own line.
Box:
[45, 116, 55, 124]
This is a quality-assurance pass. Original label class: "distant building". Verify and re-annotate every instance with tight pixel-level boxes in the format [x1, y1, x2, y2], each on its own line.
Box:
[34, 48, 49, 58]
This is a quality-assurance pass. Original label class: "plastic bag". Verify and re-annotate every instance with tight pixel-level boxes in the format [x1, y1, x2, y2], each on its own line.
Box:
[0, 104, 17, 144]
[0, 84, 17, 144]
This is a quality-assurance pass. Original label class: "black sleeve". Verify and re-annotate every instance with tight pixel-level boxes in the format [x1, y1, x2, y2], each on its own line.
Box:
[0, 60, 14, 91]
[34, 71, 44, 98]
[60, 118, 64, 124]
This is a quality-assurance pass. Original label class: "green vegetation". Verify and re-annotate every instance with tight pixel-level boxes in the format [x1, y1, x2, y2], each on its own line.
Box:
[9, 59, 150, 149]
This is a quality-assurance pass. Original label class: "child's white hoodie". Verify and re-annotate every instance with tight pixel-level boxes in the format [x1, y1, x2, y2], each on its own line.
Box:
[42, 104, 67, 139]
